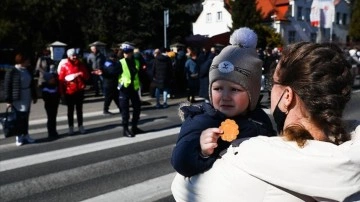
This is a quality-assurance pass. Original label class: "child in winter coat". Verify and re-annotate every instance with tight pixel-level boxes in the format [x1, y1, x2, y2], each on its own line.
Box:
[171, 27, 275, 177]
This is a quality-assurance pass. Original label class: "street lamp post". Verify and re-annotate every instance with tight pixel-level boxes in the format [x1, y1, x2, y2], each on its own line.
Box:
[271, 14, 277, 33]
[164, 9, 169, 48]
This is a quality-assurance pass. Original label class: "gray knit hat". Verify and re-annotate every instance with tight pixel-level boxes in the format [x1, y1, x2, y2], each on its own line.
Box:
[209, 27, 263, 111]
[67, 48, 76, 57]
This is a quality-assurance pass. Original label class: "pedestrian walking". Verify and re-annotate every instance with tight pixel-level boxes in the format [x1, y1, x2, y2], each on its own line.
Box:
[118, 43, 145, 137]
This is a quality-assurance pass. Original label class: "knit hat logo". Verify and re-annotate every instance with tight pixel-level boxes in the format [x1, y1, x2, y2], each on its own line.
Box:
[218, 61, 234, 73]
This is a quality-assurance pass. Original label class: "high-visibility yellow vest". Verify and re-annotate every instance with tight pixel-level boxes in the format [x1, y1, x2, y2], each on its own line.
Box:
[118, 58, 140, 90]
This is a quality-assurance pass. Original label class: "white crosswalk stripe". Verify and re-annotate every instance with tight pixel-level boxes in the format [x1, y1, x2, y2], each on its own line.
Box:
[82, 173, 176, 202]
[0, 107, 180, 202]
[1, 127, 179, 172]
[0, 144, 176, 201]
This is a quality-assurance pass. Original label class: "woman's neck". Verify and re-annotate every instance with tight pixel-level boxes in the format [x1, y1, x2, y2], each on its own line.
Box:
[301, 119, 329, 141]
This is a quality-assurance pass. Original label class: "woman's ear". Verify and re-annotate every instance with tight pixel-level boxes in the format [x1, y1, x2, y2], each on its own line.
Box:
[283, 86, 294, 107]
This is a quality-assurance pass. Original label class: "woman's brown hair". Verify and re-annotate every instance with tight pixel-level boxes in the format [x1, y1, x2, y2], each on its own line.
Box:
[14, 53, 30, 64]
[275, 42, 353, 146]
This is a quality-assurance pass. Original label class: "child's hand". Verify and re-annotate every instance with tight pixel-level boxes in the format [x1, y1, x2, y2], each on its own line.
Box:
[200, 128, 223, 157]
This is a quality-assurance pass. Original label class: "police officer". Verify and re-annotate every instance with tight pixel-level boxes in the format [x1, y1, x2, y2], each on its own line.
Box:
[118, 43, 144, 137]
[101, 53, 121, 115]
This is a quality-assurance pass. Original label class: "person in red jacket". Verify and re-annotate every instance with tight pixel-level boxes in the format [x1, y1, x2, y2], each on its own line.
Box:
[58, 48, 90, 135]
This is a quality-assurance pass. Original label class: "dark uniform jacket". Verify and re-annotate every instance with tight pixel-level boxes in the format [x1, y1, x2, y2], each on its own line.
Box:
[103, 59, 121, 87]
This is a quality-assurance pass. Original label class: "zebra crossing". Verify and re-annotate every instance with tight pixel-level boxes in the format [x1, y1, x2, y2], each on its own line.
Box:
[2, 90, 356, 202]
[0, 99, 181, 202]
[82, 173, 176, 202]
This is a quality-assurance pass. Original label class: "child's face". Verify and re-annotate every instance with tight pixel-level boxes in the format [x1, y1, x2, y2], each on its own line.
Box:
[211, 80, 249, 117]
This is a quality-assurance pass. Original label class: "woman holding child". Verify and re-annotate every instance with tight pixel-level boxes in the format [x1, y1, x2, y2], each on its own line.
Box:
[171, 31, 360, 201]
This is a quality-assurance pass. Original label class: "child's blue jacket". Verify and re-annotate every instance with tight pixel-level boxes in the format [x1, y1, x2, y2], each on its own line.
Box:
[171, 102, 275, 177]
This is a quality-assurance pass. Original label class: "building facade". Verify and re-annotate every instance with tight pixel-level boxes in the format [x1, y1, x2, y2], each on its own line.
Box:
[192, 0, 351, 46]
[192, 0, 233, 38]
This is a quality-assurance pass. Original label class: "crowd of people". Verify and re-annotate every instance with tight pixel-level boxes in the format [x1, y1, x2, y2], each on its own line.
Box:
[3, 41, 222, 146]
[347, 47, 360, 85]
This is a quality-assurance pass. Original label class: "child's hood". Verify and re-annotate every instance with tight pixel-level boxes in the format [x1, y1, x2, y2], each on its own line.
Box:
[178, 102, 223, 122]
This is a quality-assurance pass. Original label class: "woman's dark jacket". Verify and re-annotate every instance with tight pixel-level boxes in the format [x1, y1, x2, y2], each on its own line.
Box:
[171, 102, 275, 177]
[4, 67, 37, 103]
[152, 54, 173, 89]
[198, 53, 215, 100]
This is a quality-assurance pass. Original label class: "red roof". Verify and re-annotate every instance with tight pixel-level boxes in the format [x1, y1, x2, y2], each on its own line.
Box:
[224, 0, 289, 21]
[256, 0, 289, 21]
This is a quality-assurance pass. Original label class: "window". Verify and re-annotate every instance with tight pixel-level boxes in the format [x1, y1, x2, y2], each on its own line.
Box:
[305, 8, 310, 21]
[217, 11, 222, 21]
[336, 12, 340, 24]
[297, 6, 303, 20]
[288, 6, 292, 18]
[342, 13, 347, 25]
[310, 33, 317, 43]
[288, 31, 296, 43]
[206, 13, 212, 23]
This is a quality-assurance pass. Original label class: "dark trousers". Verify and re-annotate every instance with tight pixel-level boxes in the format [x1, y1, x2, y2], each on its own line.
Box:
[65, 90, 84, 127]
[187, 78, 199, 101]
[103, 82, 120, 111]
[42, 92, 60, 136]
[14, 110, 30, 136]
[119, 87, 141, 126]
[92, 74, 103, 95]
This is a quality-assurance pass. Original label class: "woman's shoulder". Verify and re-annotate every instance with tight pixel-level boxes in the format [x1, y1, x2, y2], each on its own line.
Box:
[242, 119, 360, 146]
[5, 67, 20, 77]
[232, 125, 360, 159]
[226, 128, 360, 201]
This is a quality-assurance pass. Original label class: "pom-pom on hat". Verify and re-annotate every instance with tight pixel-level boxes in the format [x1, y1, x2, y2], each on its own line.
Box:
[209, 27, 263, 111]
